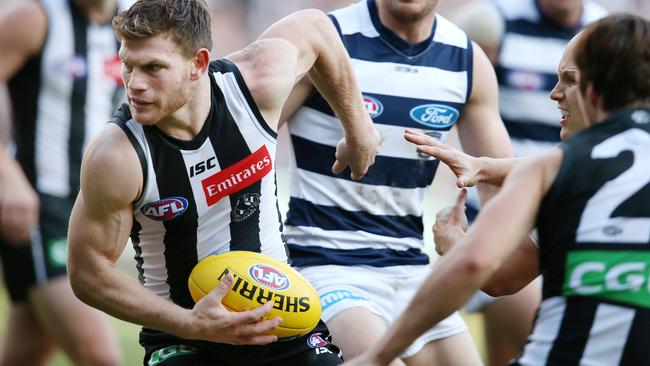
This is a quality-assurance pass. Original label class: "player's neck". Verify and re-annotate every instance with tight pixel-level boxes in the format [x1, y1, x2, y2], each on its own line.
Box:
[156, 76, 212, 141]
[538, 0, 583, 28]
[376, 5, 436, 44]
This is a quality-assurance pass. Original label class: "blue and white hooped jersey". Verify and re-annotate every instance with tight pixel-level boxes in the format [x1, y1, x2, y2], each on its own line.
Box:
[285, 0, 473, 268]
[494, 0, 606, 157]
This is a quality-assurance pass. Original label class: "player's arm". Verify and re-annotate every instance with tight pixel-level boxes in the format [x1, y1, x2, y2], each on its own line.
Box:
[456, 42, 512, 205]
[404, 129, 521, 187]
[433, 190, 539, 296]
[0, 1, 46, 243]
[345, 149, 561, 366]
[68, 124, 281, 345]
[228, 9, 379, 180]
[0, 1, 47, 81]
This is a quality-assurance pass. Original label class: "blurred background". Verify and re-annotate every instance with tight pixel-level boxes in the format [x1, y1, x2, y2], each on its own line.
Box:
[0, 0, 648, 365]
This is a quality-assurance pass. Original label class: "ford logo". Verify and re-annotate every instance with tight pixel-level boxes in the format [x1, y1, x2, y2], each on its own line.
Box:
[141, 197, 188, 221]
[248, 264, 290, 290]
[363, 95, 383, 118]
[409, 104, 459, 128]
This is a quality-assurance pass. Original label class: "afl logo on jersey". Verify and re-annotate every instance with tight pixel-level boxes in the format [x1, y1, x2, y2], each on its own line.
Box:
[507, 70, 544, 91]
[410, 104, 459, 129]
[363, 95, 383, 118]
[141, 197, 188, 221]
[307, 333, 329, 348]
[248, 264, 290, 291]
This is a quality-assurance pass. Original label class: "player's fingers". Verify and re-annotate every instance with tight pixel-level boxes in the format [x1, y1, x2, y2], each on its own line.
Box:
[331, 159, 346, 175]
[404, 130, 450, 149]
[416, 145, 452, 162]
[236, 301, 276, 323]
[455, 189, 468, 207]
[237, 315, 282, 335]
[205, 273, 234, 304]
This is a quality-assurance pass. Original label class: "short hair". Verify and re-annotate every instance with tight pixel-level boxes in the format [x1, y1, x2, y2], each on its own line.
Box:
[575, 14, 650, 111]
[112, 0, 212, 58]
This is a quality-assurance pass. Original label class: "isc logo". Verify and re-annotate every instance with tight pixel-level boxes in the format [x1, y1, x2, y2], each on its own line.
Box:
[363, 95, 383, 118]
[248, 264, 290, 291]
[410, 104, 459, 129]
[141, 197, 188, 221]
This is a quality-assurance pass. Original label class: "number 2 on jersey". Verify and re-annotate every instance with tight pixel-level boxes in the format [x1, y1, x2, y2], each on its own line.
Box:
[577, 128, 650, 243]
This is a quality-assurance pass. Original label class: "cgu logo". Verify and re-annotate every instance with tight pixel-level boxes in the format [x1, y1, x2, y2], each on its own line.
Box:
[363, 95, 383, 118]
[141, 197, 188, 221]
[568, 261, 649, 295]
[409, 104, 459, 129]
[248, 264, 290, 291]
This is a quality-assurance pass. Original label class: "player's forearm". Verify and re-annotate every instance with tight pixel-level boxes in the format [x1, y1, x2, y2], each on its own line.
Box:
[69, 260, 193, 338]
[305, 14, 374, 140]
[476, 156, 523, 186]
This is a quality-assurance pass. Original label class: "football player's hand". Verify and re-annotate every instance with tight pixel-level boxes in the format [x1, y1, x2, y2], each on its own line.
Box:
[0, 158, 39, 244]
[188, 274, 282, 345]
[433, 189, 468, 256]
[404, 129, 480, 188]
[333, 127, 381, 180]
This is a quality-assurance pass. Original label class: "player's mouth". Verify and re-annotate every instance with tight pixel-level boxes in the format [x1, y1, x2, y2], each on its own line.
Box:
[559, 108, 570, 125]
[130, 97, 153, 108]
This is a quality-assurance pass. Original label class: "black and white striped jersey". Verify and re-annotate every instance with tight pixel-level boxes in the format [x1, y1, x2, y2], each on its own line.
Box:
[8, 0, 127, 199]
[112, 60, 286, 309]
[514, 108, 650, 365]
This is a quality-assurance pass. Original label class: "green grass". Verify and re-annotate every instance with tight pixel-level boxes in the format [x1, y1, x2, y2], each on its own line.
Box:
[0, 287, 143, 366]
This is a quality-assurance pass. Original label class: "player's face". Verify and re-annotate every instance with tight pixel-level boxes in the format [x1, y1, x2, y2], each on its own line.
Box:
[379, 0, 438, 22]
[119, 34, 193, 126]
[550, 41, 589, 140]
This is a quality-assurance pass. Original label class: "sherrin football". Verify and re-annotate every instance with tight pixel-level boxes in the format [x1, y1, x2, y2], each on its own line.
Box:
[188, 251, 322, 338]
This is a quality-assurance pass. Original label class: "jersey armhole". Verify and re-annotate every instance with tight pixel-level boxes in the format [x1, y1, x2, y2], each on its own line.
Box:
[212, 59, 278, 140]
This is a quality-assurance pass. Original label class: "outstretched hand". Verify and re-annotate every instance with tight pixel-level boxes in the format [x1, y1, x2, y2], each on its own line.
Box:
[404, 129, 480, 188]
[332, 127, 381, 180]
[433, 189, 469, 256]
[188, 274, 282, 345]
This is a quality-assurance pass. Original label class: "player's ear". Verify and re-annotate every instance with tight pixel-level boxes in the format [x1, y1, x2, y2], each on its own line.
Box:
[190, 48, 210, 81]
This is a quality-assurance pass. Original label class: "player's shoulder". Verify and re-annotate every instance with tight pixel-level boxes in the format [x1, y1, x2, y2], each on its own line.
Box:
[81, 109, 142, 205]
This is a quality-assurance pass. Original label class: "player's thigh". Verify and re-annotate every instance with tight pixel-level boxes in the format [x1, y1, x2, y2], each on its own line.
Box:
[483, 278, 541, 366]
[0, 302, 54, 366]
[403, 330, 483, 366]
[28, 276, 121, 364]
[327, 307, 404, 366]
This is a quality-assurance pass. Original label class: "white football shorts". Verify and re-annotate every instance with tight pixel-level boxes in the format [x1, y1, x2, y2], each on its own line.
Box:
[298, 264, 467, 358]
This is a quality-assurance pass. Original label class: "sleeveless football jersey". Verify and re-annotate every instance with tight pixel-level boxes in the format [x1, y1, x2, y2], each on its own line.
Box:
[8, 0, 127, 199]
[493, 0, 606, 156]
[285, 0, 472, 267]
[514, 108, 650, 365]
[113, 60, 286, 309]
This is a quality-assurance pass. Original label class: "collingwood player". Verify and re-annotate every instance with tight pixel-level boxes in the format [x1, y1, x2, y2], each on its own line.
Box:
[66, 0, 379, 364]
[0, 0, 128, 364]
[346, 14, 650, 366]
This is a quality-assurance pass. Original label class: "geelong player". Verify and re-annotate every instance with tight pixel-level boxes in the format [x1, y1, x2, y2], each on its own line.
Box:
[279, 0, 511, 364]
[346, 14, 650, 366]
[66, 0, 379, 364]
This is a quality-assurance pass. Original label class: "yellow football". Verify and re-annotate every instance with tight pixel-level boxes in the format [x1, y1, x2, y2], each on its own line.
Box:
[188, 251, 322, 338]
